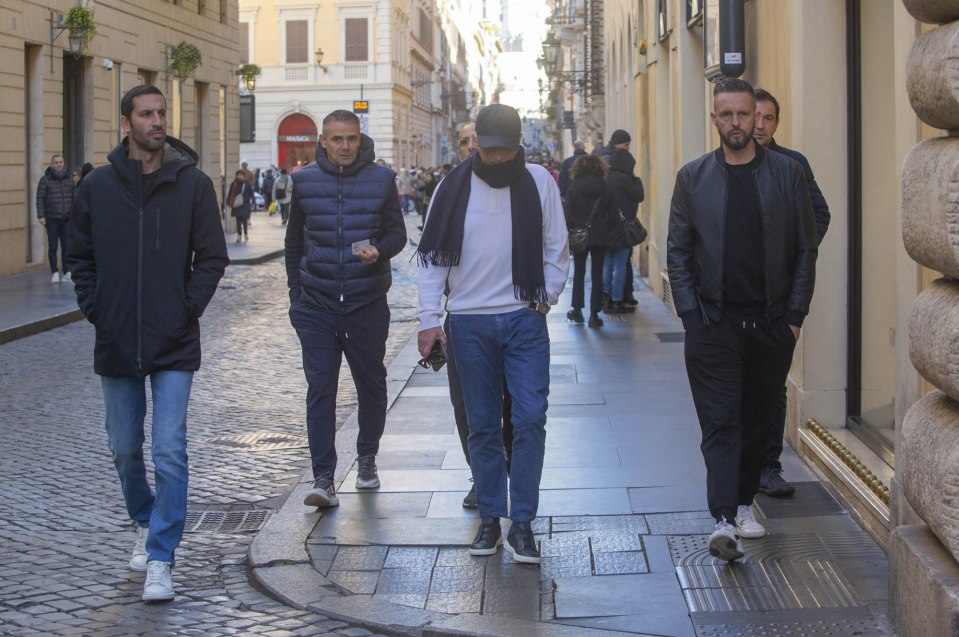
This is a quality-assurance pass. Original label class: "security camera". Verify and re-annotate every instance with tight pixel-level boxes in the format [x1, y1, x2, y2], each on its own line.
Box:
[102, 59, 114, 70]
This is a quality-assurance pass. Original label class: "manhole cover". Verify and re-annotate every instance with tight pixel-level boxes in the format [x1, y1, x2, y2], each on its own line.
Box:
[656, 331, 685, 343]
[184, 510, 270, 533]
[204, 431, 308, 451]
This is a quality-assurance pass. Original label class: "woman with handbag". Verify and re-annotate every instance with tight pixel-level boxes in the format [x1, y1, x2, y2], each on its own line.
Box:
[226, 170, 253, 242]
[604, 148, 646, 313]
[564, 155, 619, 327]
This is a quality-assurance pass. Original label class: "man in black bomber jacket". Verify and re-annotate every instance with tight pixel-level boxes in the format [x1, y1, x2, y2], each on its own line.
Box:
[67, 85, 228, 603]
[666, 78, 817, 563]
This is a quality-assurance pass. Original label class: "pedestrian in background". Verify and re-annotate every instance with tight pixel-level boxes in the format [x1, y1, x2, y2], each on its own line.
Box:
[417, 103, 569, 564]
[667, 78, 816, 562]
[36, 153, 74, 283]
[226, 170, 253, 242]
[558, 140, 587, 198]
[565, 154, 618, 328]
[66, 84, 229, 601]
[752, 87, 831, 499]
[604, 147, 645, 314]
[272, 168, 293, 224]
[286, 109, 407, 510]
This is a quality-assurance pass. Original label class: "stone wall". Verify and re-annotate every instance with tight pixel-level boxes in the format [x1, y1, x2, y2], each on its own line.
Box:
[894, 1, 959, 634]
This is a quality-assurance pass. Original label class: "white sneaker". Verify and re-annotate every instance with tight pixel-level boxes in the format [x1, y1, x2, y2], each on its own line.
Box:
[142, 560, 174, 602]
[708, 520, 745, 562]
[61, 272, 73, 284]
[734, 504, 766, 539]
[129, 525, 148, 572]
[50, 272, 60, 283]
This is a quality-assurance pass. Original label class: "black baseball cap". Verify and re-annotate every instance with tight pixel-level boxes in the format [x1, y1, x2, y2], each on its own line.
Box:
[475, 104, 522, 150]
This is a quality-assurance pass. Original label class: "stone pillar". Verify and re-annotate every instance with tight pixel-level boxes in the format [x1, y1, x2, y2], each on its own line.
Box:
[894, 2, 959, 634]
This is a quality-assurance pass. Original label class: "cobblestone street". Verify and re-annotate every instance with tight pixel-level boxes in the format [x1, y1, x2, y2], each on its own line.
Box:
[0, 219, 420, 636]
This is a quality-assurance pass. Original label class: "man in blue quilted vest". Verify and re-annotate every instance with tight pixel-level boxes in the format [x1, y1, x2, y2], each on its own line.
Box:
[285, 109, 407, 508]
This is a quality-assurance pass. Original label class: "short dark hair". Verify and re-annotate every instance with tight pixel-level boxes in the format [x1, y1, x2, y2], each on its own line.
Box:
[570, 154, 607, 180]
[121, 85, 165, 119]
[754, 88, 781, 120]
[713, 77, 755, 101]
[322, 110, 360, 135]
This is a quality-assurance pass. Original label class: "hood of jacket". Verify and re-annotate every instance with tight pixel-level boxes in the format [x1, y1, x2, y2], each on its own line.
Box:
[45, 166, 70, 181]
[107, 136, 199, 186]
[609, 148, 636, 174]
[314, 134, 376, 178]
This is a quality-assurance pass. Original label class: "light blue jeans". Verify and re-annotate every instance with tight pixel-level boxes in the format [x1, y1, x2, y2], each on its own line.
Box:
[449, 309, 550, 523]
[603, 247, 631, 302]
[101, 371, 193, 565]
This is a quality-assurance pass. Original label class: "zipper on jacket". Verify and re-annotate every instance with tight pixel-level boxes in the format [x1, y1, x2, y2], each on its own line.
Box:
[137, 207, 144, 375]
[337, 165, 345, 310]
[752, 170, 769, 313]
[155, 206, 161, 249]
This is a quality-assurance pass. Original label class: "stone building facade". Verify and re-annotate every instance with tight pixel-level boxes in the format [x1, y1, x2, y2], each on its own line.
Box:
[0, 0, 242, 277]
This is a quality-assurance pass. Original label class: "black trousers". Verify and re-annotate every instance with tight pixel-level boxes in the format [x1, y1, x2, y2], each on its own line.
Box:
[571, 247, 606, 313]
[45, 217, 70, 274]
[683, 313, 797, 523]
[290, 296, 390, 480]
[762, 387, 788, 473]
[444, 314, 513, 471]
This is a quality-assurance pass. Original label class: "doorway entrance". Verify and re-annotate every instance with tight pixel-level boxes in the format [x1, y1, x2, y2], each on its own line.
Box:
[277, 114, 318, 169]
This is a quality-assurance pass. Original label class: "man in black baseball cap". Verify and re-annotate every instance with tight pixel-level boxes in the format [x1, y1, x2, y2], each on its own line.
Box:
[417, 102, 570, 566]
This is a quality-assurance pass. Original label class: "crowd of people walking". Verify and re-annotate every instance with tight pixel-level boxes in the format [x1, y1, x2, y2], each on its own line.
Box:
[49, 74, 825, 603]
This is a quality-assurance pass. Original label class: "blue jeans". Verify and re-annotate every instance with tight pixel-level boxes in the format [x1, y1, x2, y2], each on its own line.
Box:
[603, 247, 630, 301]
[449, 309, 550, 522]
[101, 371, 193, 565]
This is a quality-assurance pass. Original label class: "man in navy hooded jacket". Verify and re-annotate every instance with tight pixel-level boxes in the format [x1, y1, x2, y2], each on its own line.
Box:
[67, 85, 228, 602]
[285, 110, 407, 509]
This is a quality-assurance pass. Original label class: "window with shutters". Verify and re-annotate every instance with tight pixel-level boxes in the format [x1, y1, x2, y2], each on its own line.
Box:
[286, 20, 308, 64]
[345, 18, 368, 62]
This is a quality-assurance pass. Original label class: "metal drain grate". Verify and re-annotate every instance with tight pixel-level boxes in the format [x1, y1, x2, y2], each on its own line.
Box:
[184, 510, 270, 533]
[204, 431, 308, 451]
[656, 331, 685, 343]
[695, 615, 890, 636]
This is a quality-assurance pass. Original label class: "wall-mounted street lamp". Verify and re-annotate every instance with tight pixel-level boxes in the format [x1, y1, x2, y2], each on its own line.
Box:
[315, 48, 328, 73]
[49, 11, 84, 71]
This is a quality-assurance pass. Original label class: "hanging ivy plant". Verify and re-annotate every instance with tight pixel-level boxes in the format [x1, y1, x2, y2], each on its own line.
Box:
[169, 41, 202, 82]
[65, 6, 97, 55]
[236, 63, 262, 92]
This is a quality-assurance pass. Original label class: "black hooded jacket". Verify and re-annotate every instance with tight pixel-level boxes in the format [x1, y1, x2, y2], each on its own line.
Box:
[606, 149, 645, 247]
[66, 136, 229, 377]
[36, 166, 75, 220]
[284, 134, 407, 314]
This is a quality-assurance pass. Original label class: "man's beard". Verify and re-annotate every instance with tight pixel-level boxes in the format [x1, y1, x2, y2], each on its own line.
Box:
[721, 126, 753, 151]
[131, 129, 166, 153]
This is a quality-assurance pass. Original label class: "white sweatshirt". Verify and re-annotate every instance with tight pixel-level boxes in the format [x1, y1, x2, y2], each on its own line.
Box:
[417, 163, 570, 331]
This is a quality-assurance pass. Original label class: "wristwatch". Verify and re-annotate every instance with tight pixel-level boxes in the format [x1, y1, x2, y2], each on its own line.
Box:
[528, 302, 551, 316]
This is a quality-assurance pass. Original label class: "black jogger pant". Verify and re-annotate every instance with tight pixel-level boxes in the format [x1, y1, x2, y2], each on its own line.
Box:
[683, 313, 797, 523]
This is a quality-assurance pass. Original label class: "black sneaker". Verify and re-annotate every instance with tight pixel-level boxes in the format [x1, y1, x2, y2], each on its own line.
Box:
[505, 522, 541, 564]
[469, 517, 502, 556]
[462, 484, 477, 509]
[355, 454, 380, 489]
[304, 474, 339, 508]
[588, 313, 604, 328]
[566, 308, 584, 323]
[759, 468, 795, 497]
[623, 293, 639, 306]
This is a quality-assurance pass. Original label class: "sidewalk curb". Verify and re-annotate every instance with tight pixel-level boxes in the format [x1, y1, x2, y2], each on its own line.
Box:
[247, 333, 654, 637]
[229, 248, 284, 266]
[0, 308, 84, 345]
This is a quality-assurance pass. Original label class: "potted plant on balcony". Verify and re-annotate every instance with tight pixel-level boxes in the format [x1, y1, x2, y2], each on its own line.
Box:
[236, 63, 262, 93]
[65, 6, 97, 56]
[169, 41, 202, 82]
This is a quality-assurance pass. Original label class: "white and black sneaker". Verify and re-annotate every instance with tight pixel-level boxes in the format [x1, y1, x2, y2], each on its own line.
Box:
[355, 454, 380, 489]
[734, 504, 766, 539]
[708, 519, 745, 562]
[505, 521, 541, 564]
[469, 517, 502, 556]
[304, 474, 339, 508]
